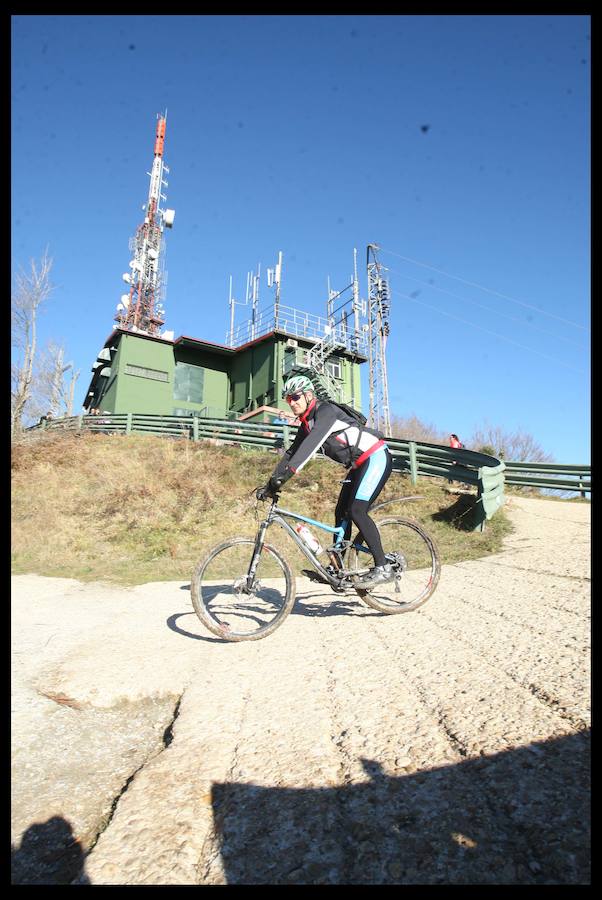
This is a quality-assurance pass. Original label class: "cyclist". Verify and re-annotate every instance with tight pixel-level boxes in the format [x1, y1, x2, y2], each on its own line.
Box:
[256, 374, 394, 588]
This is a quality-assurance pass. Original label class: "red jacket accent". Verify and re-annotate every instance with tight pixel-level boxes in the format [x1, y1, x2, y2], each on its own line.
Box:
[353, 439, 386, 469]
[299, 398, 317, 431]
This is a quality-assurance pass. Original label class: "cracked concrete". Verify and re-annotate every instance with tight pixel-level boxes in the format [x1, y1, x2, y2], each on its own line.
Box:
[11, 495, 590, 884]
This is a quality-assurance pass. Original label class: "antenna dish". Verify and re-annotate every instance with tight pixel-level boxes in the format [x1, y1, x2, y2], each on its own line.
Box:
[122, 273, 131, 283]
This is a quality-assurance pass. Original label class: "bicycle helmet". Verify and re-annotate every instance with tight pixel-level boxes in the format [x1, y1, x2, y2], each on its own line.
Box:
[282, 374, 315, 398]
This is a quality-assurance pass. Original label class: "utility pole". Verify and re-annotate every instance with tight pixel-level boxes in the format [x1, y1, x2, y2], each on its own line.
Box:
[366, 243, 391, 436]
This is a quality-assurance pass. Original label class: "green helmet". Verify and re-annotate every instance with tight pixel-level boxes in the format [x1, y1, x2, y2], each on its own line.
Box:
[282, 374, 315, 398]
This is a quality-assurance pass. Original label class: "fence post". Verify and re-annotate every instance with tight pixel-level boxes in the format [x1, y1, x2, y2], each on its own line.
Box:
[474, 485, 486, 532]
[579, 473, 585, 500]
[77, 413, 84, 431]
[126, 412, 132, 435]
[283, 424, 290, 450]
[409, 441, 418, 485]
[192, 417, 199, 442]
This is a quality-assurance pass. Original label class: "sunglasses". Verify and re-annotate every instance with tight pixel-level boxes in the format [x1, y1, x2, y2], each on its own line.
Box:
[285, 392, 303, 402]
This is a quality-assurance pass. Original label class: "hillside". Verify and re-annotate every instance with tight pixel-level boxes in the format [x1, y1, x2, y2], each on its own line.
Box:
[11, 431, 513, 585]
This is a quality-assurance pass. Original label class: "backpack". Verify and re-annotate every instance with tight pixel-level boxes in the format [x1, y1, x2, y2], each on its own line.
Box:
[333, 401, 367, 428]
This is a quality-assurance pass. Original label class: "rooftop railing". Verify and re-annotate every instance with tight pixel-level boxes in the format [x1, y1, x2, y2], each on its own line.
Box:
[228, 303, 368, 356]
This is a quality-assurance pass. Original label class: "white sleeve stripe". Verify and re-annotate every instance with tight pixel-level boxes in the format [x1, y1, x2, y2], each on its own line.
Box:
[293, 421, 343, 472]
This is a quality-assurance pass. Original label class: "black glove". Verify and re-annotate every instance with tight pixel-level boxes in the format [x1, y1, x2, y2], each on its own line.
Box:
[256, 470, 292, 501]
[256, 483, 274, 501]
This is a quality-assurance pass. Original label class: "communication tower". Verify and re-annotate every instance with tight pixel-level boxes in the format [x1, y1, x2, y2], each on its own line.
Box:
[115, 112, 175, 336]
[366, 243, 392, 435]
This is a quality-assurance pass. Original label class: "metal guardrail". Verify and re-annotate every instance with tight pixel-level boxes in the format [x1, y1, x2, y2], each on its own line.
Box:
[503, 461, 591, 498]
[26, 414, 591, 527]
[385, 440, 506, 525]
[26, 413, 515, 531]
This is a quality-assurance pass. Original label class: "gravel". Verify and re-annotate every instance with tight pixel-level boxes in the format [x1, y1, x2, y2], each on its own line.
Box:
[11, 495, 590, 884]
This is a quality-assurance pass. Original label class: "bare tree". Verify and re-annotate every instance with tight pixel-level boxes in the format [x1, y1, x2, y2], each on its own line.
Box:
[389, 413, 448, 444]
[389, 412, 553, 465]
[34, 341, 81, 418]
[64, 365, 81, 417]
[11, 249, 55, 433]
[470, 422, 554, 462]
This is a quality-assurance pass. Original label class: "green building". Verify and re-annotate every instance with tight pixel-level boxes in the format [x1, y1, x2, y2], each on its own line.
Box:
[84, 312, 368, 423]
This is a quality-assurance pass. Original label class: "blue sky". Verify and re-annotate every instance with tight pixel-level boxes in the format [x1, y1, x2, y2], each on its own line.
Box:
[12, 15, 590, 462]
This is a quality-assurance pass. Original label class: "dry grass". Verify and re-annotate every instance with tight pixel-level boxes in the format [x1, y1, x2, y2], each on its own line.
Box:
[12, 431, 514, 585]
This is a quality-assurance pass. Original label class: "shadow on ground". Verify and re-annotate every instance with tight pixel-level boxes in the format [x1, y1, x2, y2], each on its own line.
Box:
[210, 731, 590, 885]
[431, 493, 480, 531]
[167, 595, 377, 642]
[11, 816, 91, 885]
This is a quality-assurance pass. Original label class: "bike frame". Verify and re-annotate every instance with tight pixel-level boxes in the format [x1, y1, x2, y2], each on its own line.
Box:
[248, 497, 372, 591]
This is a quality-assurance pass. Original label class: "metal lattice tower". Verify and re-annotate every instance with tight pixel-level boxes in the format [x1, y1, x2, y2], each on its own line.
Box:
[226, 247, 370, 405]
[115, 112, 175, 336]
[366, 243, 391, 435]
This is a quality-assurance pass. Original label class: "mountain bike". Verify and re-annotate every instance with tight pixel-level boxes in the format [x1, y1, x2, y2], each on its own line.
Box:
[191, 491, 440, 641]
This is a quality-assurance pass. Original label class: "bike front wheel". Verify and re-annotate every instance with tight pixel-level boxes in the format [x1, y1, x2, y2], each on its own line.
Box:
[349, 517, 440, 614]
[191, 538, 296, 641]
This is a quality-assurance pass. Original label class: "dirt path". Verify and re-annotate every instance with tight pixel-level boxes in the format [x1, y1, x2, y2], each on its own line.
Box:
[11, 495, 591, 885]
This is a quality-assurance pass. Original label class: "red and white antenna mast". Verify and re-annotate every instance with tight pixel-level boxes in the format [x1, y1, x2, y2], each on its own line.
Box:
[115, 112, 175, 336]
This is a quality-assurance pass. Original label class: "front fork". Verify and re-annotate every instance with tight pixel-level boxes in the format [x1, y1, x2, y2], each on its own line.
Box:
[245, 517, 271, 590]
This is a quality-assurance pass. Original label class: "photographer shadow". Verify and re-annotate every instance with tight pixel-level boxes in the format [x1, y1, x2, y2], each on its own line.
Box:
[11, 815, 90, 885]
[210, 730, 590, 884]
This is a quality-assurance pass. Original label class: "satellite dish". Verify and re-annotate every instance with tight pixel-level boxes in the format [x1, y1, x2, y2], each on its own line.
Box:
[122, 273, 131, 284]
[117, 303, 124, 311]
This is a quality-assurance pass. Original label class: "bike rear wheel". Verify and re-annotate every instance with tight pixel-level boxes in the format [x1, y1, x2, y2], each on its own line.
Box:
[349, 517, 440, 614]
[191, 538, 296, 641]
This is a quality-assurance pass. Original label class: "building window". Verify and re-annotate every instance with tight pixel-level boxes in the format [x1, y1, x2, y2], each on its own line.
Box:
[173, 362, 204, 403]
[125, 364, 169, 382]
[327, 359, 342, 379]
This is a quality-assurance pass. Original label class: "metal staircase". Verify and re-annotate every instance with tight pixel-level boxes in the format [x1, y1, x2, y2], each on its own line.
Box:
[291, 327, 345, 402]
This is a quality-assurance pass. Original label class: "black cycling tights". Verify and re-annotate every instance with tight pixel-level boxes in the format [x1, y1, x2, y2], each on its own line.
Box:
[335, 451, 393, 567]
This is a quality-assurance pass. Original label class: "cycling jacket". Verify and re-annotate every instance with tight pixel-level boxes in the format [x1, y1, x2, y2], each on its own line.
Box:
[273, 398, 387, 480]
